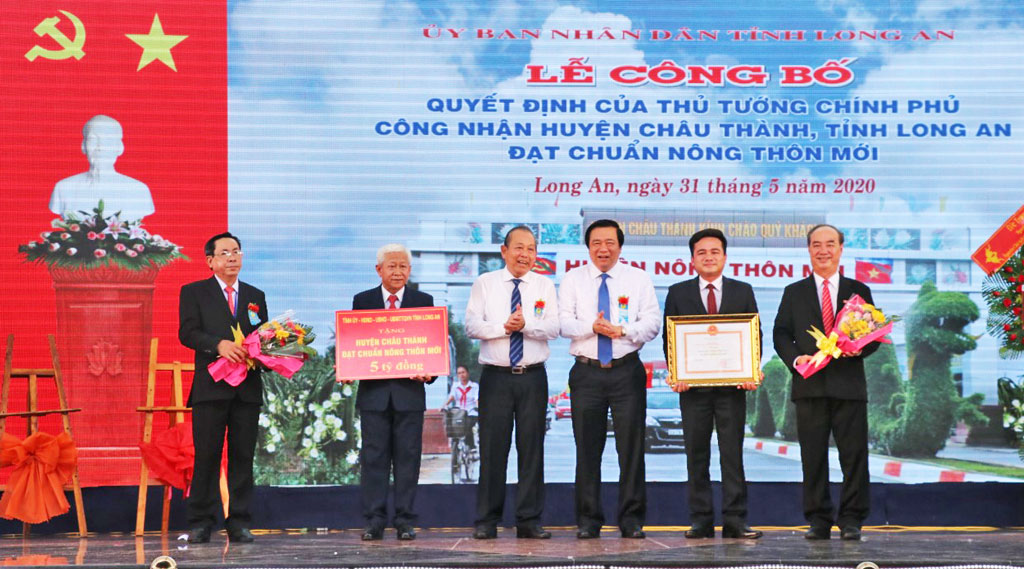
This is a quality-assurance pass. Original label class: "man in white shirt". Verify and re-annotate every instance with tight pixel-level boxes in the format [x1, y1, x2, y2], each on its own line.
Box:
[465, 226, 559, 540]
[559, 219, 661, 539]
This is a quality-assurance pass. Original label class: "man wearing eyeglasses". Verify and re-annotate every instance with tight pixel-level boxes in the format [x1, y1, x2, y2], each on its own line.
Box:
[179, 232, 267, 544]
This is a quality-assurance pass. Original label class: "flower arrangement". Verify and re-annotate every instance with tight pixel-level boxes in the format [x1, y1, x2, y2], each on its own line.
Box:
[997, 376, 1024, 461]
[533, 299, 545, 317]
[797, 294, 898, 378]
[18, 201, 185, 270]
[982, 247, 1024, 358]
[258, 313, 317, 358]
[255, 351, 361, 485]
[209, 312, 315, 386]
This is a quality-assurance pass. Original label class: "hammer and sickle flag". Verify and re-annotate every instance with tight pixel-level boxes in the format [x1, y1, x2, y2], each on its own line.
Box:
[24, 10, 85, 61]
[1, 2, 228, 486]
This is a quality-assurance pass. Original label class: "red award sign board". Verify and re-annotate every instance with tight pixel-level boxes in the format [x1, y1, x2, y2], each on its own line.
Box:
[0, 2, 227, 485]
[335, 307, 451, 381]
[972, 204, 1024, 275]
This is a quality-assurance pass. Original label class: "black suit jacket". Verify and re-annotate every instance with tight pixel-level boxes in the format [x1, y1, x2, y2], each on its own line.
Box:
[662, 276, 762, 360]
[772, 275, 879, 401]
[351, 286, 435, 412]
[179, 276, 268, 406]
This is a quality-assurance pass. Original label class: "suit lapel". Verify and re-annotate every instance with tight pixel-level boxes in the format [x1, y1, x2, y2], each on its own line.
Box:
[804, 276, 826, 330]
[686, 279, 706, 315]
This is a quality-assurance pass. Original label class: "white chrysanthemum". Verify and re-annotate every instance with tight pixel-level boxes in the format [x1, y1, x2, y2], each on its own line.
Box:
[269, 426, 279, 436]
[272, 433, 282, 443]
[331, 392, 342, 402]
[267, 393, 277, 402]
[301, 437, 312, 448]
[266, 443, 276, 453]
[309, 448, 320, 459]
[345, 450, 359, 465]
[342, 385, 353, 397]
[308, 403, 318, 412]
[303, 426, 313, 436]
[336, 431, 347, 441]
[258, 415, 271, 428]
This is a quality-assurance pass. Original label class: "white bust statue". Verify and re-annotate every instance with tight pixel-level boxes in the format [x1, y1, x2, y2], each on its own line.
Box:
[48, 115, 155, 221]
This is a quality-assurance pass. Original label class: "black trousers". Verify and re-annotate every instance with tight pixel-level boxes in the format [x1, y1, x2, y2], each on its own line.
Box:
[569, 357, 646, 532]
[680, 388, 748, 528]
[475, 366, 548, 528]
[189, 398, 261, 531]
[795, 397, 870, 529]
[359, 403, 424, 529]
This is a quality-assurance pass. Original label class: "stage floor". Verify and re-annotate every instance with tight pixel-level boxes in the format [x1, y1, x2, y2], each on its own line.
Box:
[2, 527, 1022, 569]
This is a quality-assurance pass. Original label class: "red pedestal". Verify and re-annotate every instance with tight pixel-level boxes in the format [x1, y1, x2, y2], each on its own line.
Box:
[421, 410, 450, 454]
[51, 265, 158, 486]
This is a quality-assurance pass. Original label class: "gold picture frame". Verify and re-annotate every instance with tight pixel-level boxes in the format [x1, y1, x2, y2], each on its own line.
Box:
[665, 313, 761, 388]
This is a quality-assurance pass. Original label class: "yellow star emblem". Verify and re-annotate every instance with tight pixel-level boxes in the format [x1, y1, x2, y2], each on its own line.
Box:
[126, 14, 187, 71]
[985, 247, 1001, 265]
[868, 268, 880, 279]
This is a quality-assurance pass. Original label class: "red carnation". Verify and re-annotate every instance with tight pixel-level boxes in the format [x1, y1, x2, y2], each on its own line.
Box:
[1005, 324, 1013, 332]
[993, 291, 1001, 297]
[1016, 307, 1023, 316]
[1004, 298, 1013, 307]
[1012, 334, 1018, 341]
[94, 249, 107, 258]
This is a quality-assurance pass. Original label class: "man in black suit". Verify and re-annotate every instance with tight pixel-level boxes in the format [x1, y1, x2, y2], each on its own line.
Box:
[345, 243, 434, 541]
[773, 224, 879, 541]
[663, 228, 762, 540]
[179, 232, 267, 544]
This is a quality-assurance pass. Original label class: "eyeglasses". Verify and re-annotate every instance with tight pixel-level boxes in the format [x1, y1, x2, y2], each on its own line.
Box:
[212, 250, 243, 258]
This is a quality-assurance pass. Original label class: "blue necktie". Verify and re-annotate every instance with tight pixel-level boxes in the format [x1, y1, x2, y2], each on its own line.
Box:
[598, 273, 612, 365]
[510, 278, 523, 366]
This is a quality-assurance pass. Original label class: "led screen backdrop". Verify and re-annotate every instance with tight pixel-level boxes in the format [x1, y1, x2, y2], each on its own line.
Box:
[1, 1, 1022, 486]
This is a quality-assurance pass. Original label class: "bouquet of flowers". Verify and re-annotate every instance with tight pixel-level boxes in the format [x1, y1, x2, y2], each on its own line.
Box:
[18, 201, 186, 270]
[796, 294, 897, 378]
[209, 311, 316, 386]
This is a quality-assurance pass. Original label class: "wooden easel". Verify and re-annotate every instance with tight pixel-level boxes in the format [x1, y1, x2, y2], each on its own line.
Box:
[0, 334, 87, 536]
[135, 338, 229, 536]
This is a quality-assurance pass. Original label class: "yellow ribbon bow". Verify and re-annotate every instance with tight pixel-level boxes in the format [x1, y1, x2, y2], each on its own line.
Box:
[807, 326, 842, 366]
[231, 323, 256, 370]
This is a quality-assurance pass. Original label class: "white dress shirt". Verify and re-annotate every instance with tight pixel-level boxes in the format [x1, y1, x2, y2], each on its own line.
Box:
[559, 261, 661, 359]
[381, 285, 406, 308]
[812, 272, 839, 318]
[447, 381, 479, 415]
[698, 275, 724, 313]
[464, 268, 560, 366]
[214, 275, 239, 313]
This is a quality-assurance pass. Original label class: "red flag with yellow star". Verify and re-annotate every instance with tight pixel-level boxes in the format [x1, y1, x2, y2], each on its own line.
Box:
[855, 259, 893, 284]
[0, 1, 227, 485]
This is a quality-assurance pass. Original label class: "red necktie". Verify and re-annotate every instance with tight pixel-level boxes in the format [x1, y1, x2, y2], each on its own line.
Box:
[457, 386, 470, 407]
[706, 284, 717, 315]
[225, 285, 235, 317]
[387, 294, 398, 309]
[821, 279, 834, 333]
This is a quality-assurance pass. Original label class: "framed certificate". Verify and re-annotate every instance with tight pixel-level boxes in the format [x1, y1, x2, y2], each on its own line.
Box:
[665, 313, 760, 388]
[335, 306, 451, 381]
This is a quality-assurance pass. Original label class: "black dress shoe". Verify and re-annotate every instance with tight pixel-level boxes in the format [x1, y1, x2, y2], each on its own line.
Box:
[472, 526, 497, 539]
[840, 526, 862, 541]
[516, 525, 552, 539]
[228, 528, 255, 543]
[621, 528, 646, 539]
[187, 526, 211, 544]
[396, 525, 416, 541]
[722, 525, 763, 539]
[576, 528, 600, 539]
[361, 527, 384, 541]
[804, 526, 831, 540]
[685, 525, 714, 539]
